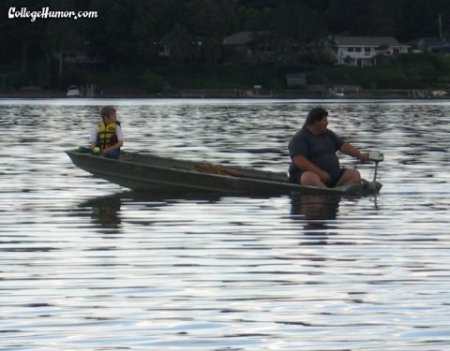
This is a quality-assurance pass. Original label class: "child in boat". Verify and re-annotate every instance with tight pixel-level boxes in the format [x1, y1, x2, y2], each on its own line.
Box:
[89, 105, 124, 159]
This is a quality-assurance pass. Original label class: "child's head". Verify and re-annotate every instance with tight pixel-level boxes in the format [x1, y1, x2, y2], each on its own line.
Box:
[100, 106, 117, 123]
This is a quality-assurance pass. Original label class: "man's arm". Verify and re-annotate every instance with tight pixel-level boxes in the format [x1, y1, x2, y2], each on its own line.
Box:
[292, 155, 331, 184]
[340, 142, 369, 161]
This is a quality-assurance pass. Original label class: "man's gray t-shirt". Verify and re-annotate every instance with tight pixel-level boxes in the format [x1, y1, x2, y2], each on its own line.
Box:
[288, 126, 344, 184]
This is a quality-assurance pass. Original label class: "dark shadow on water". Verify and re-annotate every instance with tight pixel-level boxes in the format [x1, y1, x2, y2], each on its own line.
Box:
[290, 194, 342, 245]
[81, 190, 346, 233]
[80, 194, 123, 231]
[77, 190, 224, 233]
[77, 189, 370, 247]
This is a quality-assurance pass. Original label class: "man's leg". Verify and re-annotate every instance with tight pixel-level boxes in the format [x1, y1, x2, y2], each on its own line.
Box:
[300, 171, 327, 188]
[335, 169, 361, 186]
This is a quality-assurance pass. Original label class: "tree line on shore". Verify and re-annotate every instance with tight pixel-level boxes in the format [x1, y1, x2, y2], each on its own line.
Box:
[1, 0, 450, 92]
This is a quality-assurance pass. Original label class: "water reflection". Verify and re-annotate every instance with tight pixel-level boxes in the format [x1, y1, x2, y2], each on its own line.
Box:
[80, 194, 123, 231]
[79, 190, 346, 247]
[290, 194, 340, 245]
[290, 194, 340, 222]
[78, 191, 224, 231]
[1, 99, 450, 351]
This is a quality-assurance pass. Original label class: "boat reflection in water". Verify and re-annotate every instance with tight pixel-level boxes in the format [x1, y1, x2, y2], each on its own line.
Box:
[77, 190, 224, 231]
[79, 190, 343, 242]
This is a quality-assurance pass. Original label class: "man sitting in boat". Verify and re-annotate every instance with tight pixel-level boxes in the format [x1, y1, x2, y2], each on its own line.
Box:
[288, 107, 369, 188]
[90, 106, 124, 159]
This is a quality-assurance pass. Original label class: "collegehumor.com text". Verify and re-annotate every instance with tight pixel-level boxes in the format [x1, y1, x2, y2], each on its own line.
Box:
[8, 7, 98, 22]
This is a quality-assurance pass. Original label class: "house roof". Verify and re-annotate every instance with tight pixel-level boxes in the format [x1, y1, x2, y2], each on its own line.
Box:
[334, 36, 407, 47]
[223, 32, 254, 46]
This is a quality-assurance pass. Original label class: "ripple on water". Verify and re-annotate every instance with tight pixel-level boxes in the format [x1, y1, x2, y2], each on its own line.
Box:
[0, 99, 449, 350]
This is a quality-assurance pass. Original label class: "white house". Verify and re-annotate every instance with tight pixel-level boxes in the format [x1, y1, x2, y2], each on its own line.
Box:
[52, 49, 102, 64]
[333, 36, 410, 67]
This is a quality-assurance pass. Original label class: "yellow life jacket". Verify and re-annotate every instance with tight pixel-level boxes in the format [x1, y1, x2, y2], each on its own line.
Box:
[96, 121, 120, 149]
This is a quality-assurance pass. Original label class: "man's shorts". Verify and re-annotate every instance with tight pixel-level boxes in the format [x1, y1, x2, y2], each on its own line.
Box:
[289, 168, 346, 188]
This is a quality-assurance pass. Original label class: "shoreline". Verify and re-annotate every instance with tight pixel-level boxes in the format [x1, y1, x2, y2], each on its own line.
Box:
[0, 88, 448, 100]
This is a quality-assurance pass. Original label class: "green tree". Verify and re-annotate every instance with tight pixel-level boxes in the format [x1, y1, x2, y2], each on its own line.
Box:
[324, 0, 371, 35]
[43, 0, 85, 81]
[188, 0, 237, 64]
[234, 5, 273, 31]
[0, 0, 47, 85]
[272, 1, 325, 42]
[87, 0, 137, 63]
[366, 0, 397, 36]
[162, 24, 195, 63]
[132, 0, 193, 62]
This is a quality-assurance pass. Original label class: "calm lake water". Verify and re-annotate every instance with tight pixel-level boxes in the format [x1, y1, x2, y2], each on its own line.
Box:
[1, 98, 449, 350]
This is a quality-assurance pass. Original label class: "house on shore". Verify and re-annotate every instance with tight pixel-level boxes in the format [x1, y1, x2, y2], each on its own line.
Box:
[332, 36, 410, 67]
[222, 31, 274, 63]
[408, 37, 450, 55]
[51, 48, 102, 64]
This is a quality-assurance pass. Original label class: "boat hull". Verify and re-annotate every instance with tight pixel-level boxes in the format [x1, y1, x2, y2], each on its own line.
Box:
[66, 150, 382, 196]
